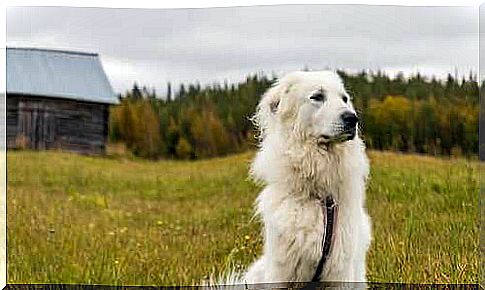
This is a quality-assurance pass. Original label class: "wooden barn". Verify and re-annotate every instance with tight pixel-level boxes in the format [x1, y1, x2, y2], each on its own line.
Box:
[6, 47, 118, 154]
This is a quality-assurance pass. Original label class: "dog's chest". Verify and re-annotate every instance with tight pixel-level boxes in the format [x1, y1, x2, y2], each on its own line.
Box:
[265, 196, 359, 281]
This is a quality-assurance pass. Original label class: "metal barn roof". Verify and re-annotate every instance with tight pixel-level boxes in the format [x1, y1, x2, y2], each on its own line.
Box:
[7, 47, 118, 104]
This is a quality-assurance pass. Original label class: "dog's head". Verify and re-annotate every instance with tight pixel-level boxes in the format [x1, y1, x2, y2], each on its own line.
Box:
[254, 70, 359, 148]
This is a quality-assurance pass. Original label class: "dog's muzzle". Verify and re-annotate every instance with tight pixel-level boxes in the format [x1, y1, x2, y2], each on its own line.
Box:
[317, 112, 358, 146]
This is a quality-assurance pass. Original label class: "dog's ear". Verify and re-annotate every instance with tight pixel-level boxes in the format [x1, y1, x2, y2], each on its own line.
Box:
[252, 81, 290, 138]
[269, 99, 280, 114]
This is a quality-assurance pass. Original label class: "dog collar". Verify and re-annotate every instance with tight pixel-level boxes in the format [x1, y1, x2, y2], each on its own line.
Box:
[311, 195, 338, 282]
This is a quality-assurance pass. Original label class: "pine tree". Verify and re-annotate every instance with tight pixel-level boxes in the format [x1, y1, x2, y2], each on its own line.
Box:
[166, 82, 172, 102]
[131, 83, 143, 99]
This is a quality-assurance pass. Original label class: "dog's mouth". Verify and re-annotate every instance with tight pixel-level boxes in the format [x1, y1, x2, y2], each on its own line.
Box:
[317, 130, 356, 146]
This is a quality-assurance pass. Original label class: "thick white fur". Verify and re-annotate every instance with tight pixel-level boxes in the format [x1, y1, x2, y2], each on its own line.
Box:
[216, 71, 371, 286]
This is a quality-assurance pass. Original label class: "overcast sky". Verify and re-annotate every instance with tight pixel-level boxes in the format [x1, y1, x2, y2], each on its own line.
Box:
[7, 5, 478, 95]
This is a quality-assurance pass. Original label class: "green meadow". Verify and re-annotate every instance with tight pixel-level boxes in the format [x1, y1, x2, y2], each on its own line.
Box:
[7, 150, 479, 285]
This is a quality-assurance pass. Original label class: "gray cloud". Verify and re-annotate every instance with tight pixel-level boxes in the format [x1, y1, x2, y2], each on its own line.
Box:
[7, 5, 478, 94]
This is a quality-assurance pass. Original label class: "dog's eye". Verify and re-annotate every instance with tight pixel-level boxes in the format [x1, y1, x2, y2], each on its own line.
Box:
[342, 95, 349, 103]
[310, 92, 326, 102]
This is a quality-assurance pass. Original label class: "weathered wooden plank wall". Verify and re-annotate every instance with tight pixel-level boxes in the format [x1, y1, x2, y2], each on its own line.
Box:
[7, 95, 109, 154]
[6, 97, 19, 149]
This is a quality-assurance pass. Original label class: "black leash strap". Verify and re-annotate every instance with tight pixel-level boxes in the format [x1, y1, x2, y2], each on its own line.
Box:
[311, 195, 338, 282]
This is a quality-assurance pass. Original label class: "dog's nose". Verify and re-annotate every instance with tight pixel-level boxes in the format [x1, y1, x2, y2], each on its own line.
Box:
[341, 112, 358, 128]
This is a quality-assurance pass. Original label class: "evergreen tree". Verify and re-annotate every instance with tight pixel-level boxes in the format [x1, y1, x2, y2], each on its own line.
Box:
[166, 82, 172, 102]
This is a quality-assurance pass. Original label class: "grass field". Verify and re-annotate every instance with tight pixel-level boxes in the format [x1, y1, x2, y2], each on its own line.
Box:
[7, 150, 479, 285]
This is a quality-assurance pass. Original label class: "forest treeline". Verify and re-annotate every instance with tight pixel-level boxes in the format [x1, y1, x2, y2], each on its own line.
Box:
[109, 70, 479, 159]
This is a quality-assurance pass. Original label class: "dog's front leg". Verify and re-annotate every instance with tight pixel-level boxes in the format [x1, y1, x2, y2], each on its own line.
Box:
[258, 229, 290, 283]
[243, 257, 266, 284]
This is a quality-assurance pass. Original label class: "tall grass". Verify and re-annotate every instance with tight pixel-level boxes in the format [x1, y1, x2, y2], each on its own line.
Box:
[7, 151, 479, 285]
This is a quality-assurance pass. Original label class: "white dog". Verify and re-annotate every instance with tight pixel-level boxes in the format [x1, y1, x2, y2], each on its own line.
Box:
[214, 70, 371, 286]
